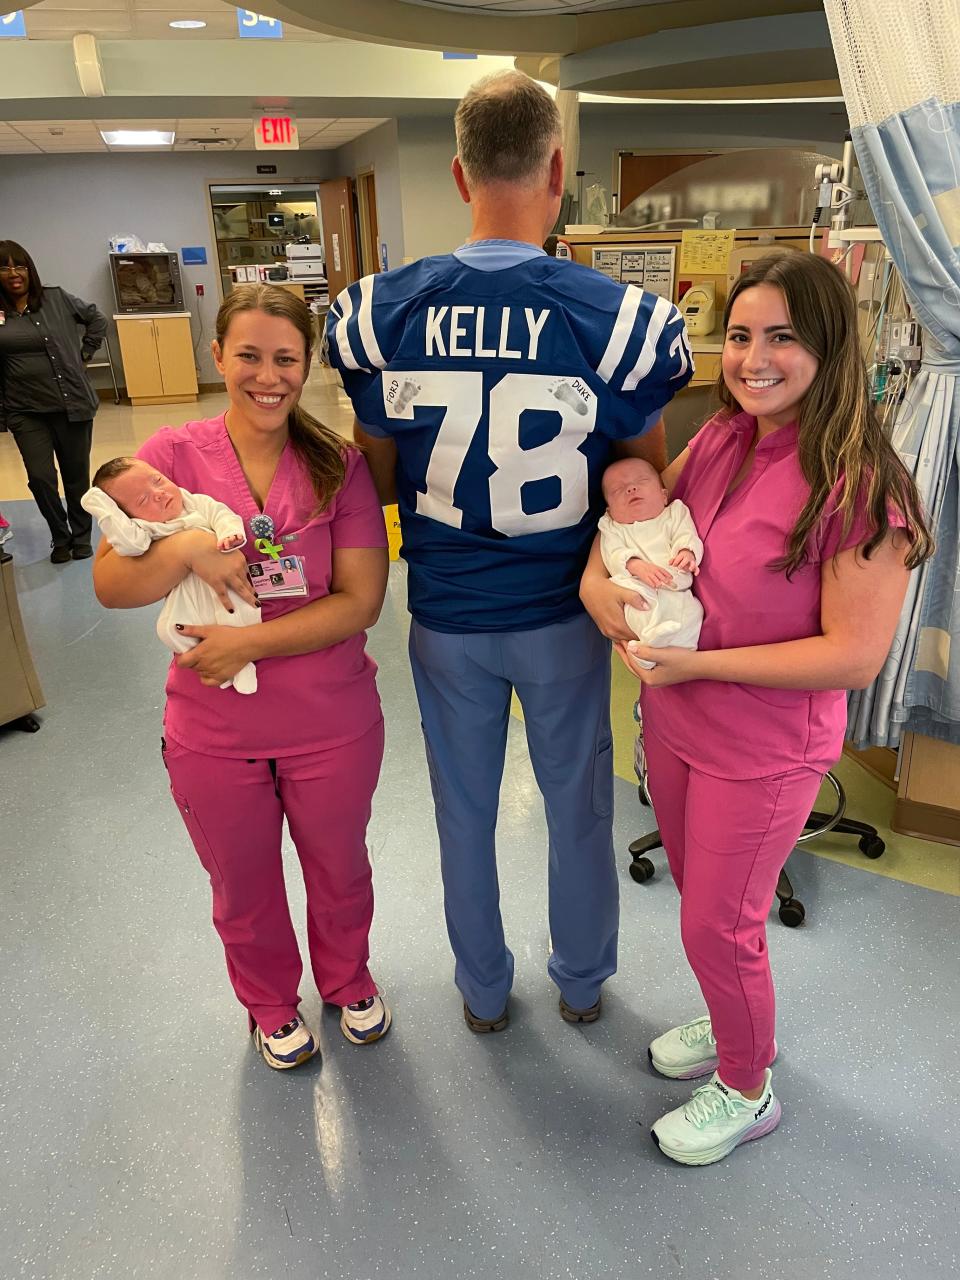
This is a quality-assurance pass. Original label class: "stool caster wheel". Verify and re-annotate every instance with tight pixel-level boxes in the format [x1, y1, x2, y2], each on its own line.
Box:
[859, 834, 885, 859]
[778, 899, 805, 928]
[18, 714, 41, 733]
[629, 856, 655, 884]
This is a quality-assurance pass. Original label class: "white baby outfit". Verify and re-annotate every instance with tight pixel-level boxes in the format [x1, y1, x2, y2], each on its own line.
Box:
[81, 486, 261, 694]
[598, 500, 704, 668]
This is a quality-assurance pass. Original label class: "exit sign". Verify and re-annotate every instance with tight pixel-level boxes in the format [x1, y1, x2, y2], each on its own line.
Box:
[255, 115, 299, 151]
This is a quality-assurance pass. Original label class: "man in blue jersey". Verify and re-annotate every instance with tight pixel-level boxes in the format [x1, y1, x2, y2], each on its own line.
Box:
[328, 70, 692, 1032]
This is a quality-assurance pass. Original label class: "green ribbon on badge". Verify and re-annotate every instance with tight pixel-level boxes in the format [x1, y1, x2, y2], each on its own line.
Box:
[254, 536, 283, 561]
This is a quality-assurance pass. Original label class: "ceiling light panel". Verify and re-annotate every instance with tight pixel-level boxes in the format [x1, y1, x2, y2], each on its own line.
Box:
[100, 129, 175, 145]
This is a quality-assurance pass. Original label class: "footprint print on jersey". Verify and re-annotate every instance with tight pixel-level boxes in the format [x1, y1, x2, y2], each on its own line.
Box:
[393, 379, 421, 415]
[548, 378, 589, 416]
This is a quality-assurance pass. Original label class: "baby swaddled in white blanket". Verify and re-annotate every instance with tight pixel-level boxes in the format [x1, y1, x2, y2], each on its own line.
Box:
[81, 456, 261, 693]
[598, 457, 704, 670]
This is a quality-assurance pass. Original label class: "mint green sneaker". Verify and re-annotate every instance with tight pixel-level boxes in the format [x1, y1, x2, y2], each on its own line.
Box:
[649, 1016, 778, 1080]
[652, 1070, 781, 1166]
[648, 1016, 718, 1079]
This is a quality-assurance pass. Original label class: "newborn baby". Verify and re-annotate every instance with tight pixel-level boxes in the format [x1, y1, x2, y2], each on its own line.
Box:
[598, 458, 704, 669]
[81, 457, 261, 694]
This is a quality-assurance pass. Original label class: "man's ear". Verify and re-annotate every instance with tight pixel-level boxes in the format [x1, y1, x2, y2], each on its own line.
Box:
[452, 155, 472, 204]
[548, 147, 564, 198]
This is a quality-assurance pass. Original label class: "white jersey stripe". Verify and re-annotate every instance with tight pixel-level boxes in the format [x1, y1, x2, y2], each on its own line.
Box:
[621, 295, 676, 392]
[596, 286, 642, 384]
[334, 288, 366, 372]
[357, 275, 386, 370]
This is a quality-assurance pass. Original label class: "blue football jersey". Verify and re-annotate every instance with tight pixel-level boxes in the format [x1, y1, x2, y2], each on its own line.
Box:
[327, 254, 693, 633]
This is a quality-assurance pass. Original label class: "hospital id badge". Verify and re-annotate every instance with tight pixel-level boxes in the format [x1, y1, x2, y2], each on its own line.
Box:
[247, 554, 308, 599]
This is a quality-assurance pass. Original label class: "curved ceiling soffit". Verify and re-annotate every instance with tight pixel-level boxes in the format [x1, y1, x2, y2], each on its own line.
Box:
[13, 0, 839, 101]
[234, 1, 827, 59]
[551, 12, 840, 99]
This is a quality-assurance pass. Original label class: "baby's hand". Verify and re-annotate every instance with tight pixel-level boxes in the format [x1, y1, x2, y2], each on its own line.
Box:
[669, 548, 699, 576]
[218, 533, 245, 552]
[627, 558, 674, 589]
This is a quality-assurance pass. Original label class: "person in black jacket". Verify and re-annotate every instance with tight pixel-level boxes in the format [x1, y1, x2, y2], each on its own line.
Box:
[0, 240, 107, 563]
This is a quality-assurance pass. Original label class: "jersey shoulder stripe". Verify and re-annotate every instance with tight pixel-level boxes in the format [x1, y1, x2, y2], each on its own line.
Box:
[526, 259, 690, 394]
[329, 257, 453, 373]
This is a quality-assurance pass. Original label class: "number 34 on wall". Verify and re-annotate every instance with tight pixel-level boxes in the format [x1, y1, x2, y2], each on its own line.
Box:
[236, 10, 284, 39]
[0, 12, 28, 38]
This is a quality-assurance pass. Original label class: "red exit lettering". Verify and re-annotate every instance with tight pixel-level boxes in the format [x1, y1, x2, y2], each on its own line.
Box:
[261, 117, 293, 145]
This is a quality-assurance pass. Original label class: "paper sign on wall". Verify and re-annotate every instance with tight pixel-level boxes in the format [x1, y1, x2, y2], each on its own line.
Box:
[678, 229, 735, 274]
[591, 246, 676, 301]
[331, 234, 342, 273]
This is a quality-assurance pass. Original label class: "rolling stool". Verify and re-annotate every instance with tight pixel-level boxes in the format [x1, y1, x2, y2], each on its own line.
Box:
[627, 713, 885, 926]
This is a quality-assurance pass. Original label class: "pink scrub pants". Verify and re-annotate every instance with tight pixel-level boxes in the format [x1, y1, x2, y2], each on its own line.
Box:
[643, 724, 823, 1092]
[162, 719, 384, 1036]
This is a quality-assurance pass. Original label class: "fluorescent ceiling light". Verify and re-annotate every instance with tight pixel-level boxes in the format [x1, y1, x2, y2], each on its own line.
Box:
[100, 130, 175, 146]
[169, 20, 207, 30]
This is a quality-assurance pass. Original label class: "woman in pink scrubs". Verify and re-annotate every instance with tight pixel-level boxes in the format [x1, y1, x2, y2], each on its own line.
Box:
[93, 285, 391, 1070]
[582, 252, 933, 1165]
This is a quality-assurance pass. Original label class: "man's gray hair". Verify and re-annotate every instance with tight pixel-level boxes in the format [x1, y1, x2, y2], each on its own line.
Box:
[455, 70, 562, 187]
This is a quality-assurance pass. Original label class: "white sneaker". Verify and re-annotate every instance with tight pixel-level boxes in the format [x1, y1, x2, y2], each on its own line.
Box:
[340, 994, 392, 1045]
[648, 1016, 718, 1079]
[252, 1016, 319, 1070]
[649, 1017, 777, 1080]
[652, 1070, 781, 1166]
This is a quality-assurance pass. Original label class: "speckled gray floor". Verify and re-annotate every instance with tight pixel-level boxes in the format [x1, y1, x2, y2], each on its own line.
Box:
[1, 497, 958, 1280]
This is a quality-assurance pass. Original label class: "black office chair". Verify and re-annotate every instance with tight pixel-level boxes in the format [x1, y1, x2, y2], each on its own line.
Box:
[627, 716, 886, 926]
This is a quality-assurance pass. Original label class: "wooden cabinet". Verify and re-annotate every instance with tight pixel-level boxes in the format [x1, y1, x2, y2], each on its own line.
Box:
[0, 550, 44, 730]
[893, 733, 960, 846]
[115, 314, 199, 406]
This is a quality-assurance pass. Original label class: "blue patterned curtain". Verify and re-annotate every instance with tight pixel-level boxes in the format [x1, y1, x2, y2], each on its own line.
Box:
[825, 1, 960, 746]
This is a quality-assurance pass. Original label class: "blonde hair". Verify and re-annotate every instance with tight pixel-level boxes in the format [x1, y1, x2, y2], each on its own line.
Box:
[215, 284, 348, 512]
[717, 253, 934, 574]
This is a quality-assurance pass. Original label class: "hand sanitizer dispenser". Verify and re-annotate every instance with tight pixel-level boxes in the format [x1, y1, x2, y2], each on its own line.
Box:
[680, 282, 717, 337]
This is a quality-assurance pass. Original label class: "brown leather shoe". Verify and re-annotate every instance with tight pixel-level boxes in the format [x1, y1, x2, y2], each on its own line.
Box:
[463, 1000, 509, 1033]
[559, 995, 602, 1024]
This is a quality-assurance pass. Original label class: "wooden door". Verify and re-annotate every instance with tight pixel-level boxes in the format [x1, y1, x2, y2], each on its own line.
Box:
[619, 153, 715, 211]
[116, 318, 163, 398]
[155, 316, 198, 396]
[357, 171, 380, 275]
[319, 177, 360, 298]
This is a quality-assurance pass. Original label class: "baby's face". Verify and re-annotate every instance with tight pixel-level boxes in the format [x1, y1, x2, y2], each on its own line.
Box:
[105, 461, 184, 522]
[603, 460, 667, 523]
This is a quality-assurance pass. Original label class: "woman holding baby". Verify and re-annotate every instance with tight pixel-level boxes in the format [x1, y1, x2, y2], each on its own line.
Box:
[93, 284, 391, 1069]
[581, 252, 932, 1166]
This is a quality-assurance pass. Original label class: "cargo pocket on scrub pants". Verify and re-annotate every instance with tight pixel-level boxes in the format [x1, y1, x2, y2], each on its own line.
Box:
[161, 738, 225, 888]
[592, 734, 614, 819]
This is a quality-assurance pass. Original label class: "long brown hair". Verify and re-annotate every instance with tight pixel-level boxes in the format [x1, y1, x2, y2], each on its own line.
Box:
[0, 240, 44, 311]
[215, 284, 348, 512]
[717, 252, 933, 574]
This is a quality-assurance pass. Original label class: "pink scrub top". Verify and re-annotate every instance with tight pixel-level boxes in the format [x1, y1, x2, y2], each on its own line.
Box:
[641, 410, 894, 780]
[137, 414, 387, 759]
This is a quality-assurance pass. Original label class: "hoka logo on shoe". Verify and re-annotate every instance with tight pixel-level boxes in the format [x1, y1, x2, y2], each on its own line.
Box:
[754, 1095, 771, 1120]
[714, 1080, 730, 1098]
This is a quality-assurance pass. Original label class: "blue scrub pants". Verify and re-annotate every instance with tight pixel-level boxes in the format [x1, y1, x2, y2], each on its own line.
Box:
[408, 612, 619, 1020]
